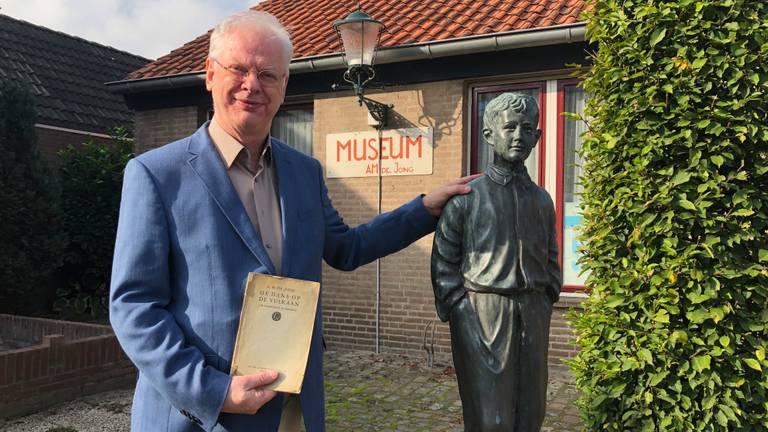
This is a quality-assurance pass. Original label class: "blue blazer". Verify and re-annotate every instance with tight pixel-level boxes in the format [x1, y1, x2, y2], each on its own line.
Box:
[110, 123, 436, 432]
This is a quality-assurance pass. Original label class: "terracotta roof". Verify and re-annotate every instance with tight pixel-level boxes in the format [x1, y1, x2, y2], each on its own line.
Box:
[127, 0, 585, 80]
[0, 14, 150, 134]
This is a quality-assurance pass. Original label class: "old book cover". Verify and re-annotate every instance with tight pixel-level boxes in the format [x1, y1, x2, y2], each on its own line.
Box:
[230, 273, 320, 394]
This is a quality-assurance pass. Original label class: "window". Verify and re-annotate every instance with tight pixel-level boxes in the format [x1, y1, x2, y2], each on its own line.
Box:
[470, 82, 546, 185]
[206, 104, 315, 157]
[557, 80, 588, 289]
[270, 104, 314, 156]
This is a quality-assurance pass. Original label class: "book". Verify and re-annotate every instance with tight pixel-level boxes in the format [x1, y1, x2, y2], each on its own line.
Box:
[230, 273, 320, 394]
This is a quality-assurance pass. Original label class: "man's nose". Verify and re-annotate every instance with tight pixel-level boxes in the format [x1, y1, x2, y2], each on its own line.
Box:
[240, 72, 263, 92]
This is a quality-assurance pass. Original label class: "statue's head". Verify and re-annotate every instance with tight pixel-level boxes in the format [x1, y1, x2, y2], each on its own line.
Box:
[482, 92, 541, 166]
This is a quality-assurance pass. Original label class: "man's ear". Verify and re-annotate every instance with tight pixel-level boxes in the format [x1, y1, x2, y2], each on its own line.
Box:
[482, 128, 493, 145]
[535, 128, 542, 143]
[205, 58, 214, 91]
[280, 72, 289, 103]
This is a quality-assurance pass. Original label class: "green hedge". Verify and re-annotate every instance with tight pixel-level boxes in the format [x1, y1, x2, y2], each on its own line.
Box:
[57, 130, 133, 319]
[0, 81, 65, 314]
[569, 0, 768, 430]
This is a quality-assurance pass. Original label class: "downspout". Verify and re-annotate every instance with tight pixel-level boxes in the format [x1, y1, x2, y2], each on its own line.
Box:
[375, 127, 383, 354]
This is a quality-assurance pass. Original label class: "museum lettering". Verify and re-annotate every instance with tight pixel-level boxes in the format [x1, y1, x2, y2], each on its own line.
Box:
[335, 135, 424, 162]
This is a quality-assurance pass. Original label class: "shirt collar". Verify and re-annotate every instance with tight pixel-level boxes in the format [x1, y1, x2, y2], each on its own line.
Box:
[486, 163, 531, 186]
[208, 117, 272, 171]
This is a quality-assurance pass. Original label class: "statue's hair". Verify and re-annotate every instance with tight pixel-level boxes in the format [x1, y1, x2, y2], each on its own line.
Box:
[483, 92, 539, 131]
[209, 10, 293, 67]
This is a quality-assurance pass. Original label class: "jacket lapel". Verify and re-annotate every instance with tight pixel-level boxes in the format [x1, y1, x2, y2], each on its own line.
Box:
[186, 124, 277, 275]
[271, 139, 296, 277]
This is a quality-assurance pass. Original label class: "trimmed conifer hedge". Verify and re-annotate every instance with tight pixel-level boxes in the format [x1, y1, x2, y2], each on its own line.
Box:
[570, 0, 767, 430]
[0, 81, 65, 313]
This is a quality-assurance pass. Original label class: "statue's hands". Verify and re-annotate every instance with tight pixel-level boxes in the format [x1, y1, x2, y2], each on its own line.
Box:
[222, 370, 279, 414]
[547, 288, 560, 305]
[422, 174, 483, 217]
[449, 295, 470, 322]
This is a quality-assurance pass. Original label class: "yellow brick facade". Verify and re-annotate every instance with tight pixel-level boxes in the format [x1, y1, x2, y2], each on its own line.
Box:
[314, 80, 466, 356]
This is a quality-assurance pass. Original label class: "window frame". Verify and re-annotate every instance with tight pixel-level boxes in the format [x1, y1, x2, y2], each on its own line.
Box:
[276, 101, 314, 113]
[556, 78, 588, 292]
[469, 81, 548, 186]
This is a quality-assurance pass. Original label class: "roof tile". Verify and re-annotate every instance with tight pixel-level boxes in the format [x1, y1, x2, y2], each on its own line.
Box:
[128, 0, 585, 80]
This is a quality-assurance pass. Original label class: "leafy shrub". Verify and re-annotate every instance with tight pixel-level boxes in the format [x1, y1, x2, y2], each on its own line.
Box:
[56, 129, 133, 319]
[0, 81, 65, 314]
[569, 0, 768, 430]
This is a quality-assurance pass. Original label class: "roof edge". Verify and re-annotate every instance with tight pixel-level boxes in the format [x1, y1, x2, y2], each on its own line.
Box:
[107, 22, 586, 94]
[292, 22, 586, 72]
[106, 71, 206, 94]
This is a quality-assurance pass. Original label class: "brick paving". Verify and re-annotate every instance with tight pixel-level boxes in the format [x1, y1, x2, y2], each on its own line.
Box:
[324, 351, 582, 432]
[1, 350, 582, 432]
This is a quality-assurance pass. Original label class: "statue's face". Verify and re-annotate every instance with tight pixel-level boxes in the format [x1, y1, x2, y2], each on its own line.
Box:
[484, 108, 541, 165]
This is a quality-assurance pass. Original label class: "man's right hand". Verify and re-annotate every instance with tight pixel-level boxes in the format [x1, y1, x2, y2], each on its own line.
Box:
[222, 370, 279, 414]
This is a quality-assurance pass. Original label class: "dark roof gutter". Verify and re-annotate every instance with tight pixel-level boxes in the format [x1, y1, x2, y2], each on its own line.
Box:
[106, 72, 205, 94]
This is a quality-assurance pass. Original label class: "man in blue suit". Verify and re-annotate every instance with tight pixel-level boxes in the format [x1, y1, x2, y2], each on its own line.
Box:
[110, 10, 476, 432]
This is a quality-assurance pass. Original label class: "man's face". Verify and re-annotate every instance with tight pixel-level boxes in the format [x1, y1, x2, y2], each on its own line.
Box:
[484, 108, 541, 165]
[205, 28, 289, 137]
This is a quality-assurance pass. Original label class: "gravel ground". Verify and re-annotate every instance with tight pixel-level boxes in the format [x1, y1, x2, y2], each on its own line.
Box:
[1, 351, 581, 432]
[2, 388, 132, 432]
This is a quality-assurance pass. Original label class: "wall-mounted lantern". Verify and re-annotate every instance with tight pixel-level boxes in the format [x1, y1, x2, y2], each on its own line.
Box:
[333, 8, 391, 129]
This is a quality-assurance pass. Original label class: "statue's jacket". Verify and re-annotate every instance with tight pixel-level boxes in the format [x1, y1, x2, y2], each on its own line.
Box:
[431, 163, 561, 322]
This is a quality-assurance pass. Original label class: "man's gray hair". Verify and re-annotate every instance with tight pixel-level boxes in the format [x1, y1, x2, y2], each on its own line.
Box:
[483, 92, 540, 131]
[209, 10, 293, 66]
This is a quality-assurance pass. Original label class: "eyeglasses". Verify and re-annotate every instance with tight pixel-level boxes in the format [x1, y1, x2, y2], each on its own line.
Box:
[211, 58, 284, 87]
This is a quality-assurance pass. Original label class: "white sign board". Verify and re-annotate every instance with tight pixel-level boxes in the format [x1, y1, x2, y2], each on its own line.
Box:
[325, 128, 433, 178]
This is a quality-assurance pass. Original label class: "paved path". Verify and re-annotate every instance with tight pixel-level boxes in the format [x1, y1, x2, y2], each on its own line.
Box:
[1, 351, 582, 432]
[324, 352, 582, 432]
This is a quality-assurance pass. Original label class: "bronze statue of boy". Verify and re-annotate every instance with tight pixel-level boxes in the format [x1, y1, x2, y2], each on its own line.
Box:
[431, 92, 561, 431]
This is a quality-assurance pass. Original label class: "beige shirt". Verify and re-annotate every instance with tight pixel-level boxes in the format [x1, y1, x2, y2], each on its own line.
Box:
[208, 118, 283, 274]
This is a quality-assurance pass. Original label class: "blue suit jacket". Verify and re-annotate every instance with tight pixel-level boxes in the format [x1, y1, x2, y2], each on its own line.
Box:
[110, 123, 436, 432]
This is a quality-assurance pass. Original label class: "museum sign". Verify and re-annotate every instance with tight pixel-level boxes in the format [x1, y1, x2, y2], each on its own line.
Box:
[325, 128, 433, 178]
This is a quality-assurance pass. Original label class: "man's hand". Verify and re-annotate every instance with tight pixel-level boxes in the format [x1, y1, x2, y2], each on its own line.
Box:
[222, 370, 279, 414]
[423, 174, 483, 217]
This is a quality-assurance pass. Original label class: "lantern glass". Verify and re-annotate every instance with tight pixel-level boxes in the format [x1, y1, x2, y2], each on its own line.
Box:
[337, 19, 383, 66]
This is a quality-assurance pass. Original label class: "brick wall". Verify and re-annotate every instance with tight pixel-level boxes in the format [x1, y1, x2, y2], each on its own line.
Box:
[134, 105, 202, 154]
[314, 81, 466, 357]
[549, 295, 584, 366]
[0, 315, 136, 419]
[0, 315, 112, 343]
[35, 126, 113, 170]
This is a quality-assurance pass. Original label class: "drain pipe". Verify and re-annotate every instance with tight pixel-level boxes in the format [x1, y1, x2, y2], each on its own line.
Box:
[375, 126, 383, 354]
